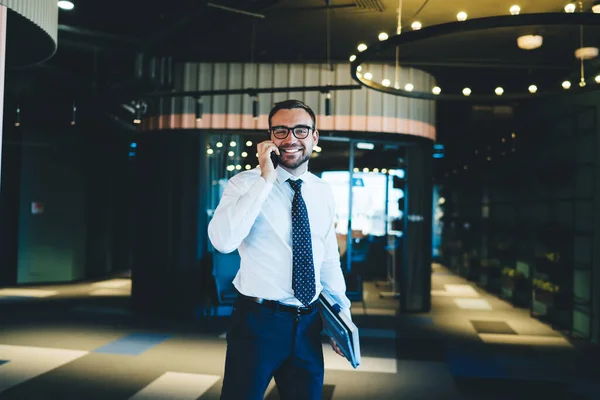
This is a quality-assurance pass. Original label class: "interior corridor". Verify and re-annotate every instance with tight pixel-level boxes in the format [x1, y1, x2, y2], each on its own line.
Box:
[0, 264, 598, 399]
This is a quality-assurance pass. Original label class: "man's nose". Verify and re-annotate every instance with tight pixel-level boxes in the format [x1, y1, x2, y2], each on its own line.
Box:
[281, 132, 298, 145]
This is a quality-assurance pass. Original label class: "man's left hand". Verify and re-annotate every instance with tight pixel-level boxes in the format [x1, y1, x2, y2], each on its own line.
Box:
[330, 338, 344, 357]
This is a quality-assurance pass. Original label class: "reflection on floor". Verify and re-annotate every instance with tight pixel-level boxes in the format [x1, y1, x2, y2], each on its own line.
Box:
[0, 264, 598, 399]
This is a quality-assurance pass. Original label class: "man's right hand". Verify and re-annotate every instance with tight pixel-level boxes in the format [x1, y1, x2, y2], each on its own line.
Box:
[258, 140, 280, 183]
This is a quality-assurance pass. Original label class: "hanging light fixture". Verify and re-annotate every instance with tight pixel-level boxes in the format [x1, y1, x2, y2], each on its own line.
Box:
[15, 105, 20, 127]
[252, 95, 259, 119]
[71, 101, 77, 126]
[325, 93, 332, 116]
[517, 35, 543, 50]
[133, 102, 142, 124]
[195, 97, 203, 121]
[593, 2, 600, 13]
[565, 3, 576, 13]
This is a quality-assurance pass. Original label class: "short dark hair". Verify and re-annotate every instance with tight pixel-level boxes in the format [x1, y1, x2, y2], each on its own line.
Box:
[268, 99, 316, 129]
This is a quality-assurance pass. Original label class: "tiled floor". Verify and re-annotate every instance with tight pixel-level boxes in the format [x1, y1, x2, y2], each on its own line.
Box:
[0, 264, 598, 399]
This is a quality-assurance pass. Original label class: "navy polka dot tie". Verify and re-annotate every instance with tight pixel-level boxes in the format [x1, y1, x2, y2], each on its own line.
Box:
[288, 179, 316, 307]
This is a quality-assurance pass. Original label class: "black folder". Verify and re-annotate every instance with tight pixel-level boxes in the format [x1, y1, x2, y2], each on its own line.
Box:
[318, 291, 361, 369]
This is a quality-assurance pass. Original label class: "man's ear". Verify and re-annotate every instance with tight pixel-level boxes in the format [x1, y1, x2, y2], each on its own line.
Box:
[313, 129, 319, 146]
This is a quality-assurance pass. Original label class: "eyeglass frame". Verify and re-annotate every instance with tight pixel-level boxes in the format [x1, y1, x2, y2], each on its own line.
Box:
[268, 124, 315, 139]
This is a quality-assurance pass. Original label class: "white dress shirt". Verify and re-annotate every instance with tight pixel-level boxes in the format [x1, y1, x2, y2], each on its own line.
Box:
[207, 166, 352, 315]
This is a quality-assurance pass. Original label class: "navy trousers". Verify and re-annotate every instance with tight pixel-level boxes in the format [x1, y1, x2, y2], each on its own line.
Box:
[220, 295, 324, 400]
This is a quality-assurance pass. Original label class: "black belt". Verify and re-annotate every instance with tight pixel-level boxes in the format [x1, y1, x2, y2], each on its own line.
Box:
[242, 294, 316, 315]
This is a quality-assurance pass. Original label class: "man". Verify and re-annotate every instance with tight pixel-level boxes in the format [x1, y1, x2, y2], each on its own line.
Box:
[208, 99, 351, 400]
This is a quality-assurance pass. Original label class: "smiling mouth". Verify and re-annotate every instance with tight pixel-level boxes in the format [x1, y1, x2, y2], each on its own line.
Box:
[281, 148, 302, 154]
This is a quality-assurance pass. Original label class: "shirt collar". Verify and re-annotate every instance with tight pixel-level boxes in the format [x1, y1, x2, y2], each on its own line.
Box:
[276, 166, 310, 185]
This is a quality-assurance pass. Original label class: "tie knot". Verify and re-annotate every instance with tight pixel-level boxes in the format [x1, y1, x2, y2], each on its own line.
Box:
[287, 178, 303, 193]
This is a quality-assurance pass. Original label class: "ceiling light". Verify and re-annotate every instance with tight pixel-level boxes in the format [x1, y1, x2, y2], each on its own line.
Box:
[241, 152, 248, 157]
[245, 165, 252, 170]
[510, 5, 520, 15]
[228, 151, 234, 157]
[562, 80, 571, 89]
[564, 3, 576, 13]
[349, 55, 356, 62]
[405, 83, 414, 91]
[593, 2, 600, 13]
[411, 21, 422, 30]
[595, 75, 600, 83]
[457, 12, 467, 21]
[363, 72, 372, 80]
[529, 84, 538, 93]
[216, 142, 223, 147]
[207, 149, 214, 155]
[495, 87, 504, 95]
[357, 142, 375, 150]
[357, 43, 368, 52]
[382, 79, 391, 87]
[462, 87, 471, 96]
[378, 32, 388, 41]
[575, 47, 599, 60]
[57, 1, 74, 10]
[432, 86, 441, 95]
[517, 35, 543, 50]
[246, 140, 253, 146]
[230, 141, 237, 147]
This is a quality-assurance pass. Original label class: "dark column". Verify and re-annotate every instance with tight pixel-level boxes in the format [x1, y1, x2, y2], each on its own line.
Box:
[130, 131, 207, 319]
[401, 141, 433, 313]
[0, 122, 21, 287]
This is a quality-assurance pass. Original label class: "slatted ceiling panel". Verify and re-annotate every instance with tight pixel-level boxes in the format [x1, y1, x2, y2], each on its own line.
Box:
[0, 0, 58, 42]
[226, 64, 241, 129]
[257, 64, 273, 126]
[161, 61, 436, 138]
[181, 64, 196, 114]
[303, 65, 320, 113]
[367, 65, 383, 132]
[272, 64, 289, 104]
[334, 65, 351, 131]
[288, 64, 304, 102]
[241, 63, 256, 128]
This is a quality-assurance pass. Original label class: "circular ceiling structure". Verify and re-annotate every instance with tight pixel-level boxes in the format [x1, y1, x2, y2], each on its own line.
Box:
[0, 0, 58, 68]
[351, 12, 600, 101]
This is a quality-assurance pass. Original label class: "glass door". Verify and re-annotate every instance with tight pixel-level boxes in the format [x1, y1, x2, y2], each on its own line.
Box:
[315, 138, 406, 302]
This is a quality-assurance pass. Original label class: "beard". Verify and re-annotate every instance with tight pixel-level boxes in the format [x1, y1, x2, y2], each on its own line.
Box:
[278, 147, 311, 170]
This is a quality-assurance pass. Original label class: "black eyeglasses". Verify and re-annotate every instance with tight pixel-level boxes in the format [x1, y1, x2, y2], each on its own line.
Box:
[269, 125, 313, 139]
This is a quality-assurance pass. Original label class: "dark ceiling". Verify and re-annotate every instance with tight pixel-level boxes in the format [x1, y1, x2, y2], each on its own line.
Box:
[6, 0, 598, 100]
[5, 0, 600, 178]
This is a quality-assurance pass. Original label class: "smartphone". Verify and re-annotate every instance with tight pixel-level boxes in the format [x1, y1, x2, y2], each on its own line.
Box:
[270, 151, 279, 169]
